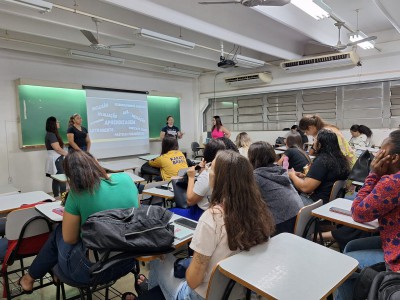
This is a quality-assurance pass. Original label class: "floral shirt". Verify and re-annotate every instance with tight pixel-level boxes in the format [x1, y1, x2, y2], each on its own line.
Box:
[351, 171, 400, 271]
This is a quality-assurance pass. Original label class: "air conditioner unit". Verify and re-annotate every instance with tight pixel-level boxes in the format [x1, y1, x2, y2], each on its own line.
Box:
[280, 51, 359, 73]
[225, 72, 272, 87]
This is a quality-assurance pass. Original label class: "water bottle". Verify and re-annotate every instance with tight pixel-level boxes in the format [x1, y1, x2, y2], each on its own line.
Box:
[283, 156, 289, 170]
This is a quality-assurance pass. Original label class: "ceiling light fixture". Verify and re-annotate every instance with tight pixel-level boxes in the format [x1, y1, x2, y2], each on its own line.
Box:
[136, 29, 196, 49]
[164, 67, 201, 78]
[291, 0, 331, 20]
[68, 50, 125, 65]
[349, 31, 375, 50]
[235, 55, 265, 68]
[2, 0, 52, 13]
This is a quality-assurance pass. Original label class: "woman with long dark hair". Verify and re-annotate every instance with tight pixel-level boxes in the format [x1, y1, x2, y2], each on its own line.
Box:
[289, 129, 350, 205]
[211, 115, 231, 139]
[45, 116, 68, 198]
[299, 115, 356, 167]
[149, 136, 188, 181]
[18, 151, 139, 293]
[249, 141, 303, 234]
[145, 150, 275, 300]
[349, 124, 373, 148]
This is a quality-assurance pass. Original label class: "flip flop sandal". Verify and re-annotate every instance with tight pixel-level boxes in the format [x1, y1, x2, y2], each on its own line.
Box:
[121, 291, 137, 300]
[135, 273, 149, 295]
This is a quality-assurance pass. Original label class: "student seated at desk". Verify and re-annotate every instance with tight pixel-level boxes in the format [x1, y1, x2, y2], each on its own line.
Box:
[235, 132, 251, 158]
[149, 136, 188, 181]
[288, 129, 350, 205]
[169, 139, 226, 221]
[348, 124, 373, 148]
[17, 151, 139, 293]
[248, 141, 303, 235]
[335, 130, 400, 300]
[144, 150, 275, 300]
[277, 132, 310, 172]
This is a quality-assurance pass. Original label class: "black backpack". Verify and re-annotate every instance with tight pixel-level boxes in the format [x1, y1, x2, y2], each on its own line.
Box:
[81, 205, 175, 255]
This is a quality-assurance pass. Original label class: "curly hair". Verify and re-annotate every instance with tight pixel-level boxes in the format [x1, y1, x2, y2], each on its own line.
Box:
[210, 150, 275, 251]
[315, 129, 350, 177]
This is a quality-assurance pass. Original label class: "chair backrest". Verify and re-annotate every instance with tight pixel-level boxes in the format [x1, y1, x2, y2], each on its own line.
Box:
[191, 142, 200, 152]
[293, 199, 323, 238]
[329, 180, 347, 202]
[5, 207, 51, 240]
[177, 168, 189, 177]
[206, 264, 245, 300]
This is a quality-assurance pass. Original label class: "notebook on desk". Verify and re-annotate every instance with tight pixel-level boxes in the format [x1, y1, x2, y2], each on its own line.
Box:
[174, 224, 193, 240]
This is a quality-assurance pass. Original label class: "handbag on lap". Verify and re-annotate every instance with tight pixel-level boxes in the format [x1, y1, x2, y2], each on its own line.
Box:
[348, 150, 375, 182]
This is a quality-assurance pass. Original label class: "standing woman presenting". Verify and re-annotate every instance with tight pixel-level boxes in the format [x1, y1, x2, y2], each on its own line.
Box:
[211, 115, 231, 139]
[67, 113, 91, 152]
[160, 116, 183, 139]
[45, 117, 68, 198]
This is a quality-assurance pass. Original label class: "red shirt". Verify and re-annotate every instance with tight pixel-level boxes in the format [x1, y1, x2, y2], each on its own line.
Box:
[351, 171, 400, 271]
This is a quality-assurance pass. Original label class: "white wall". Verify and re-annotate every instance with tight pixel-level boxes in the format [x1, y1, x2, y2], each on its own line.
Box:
[0, 49, 198, 193]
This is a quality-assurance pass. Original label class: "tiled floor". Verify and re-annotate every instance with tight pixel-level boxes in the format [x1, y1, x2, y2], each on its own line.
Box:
[0, 258, 150, 300]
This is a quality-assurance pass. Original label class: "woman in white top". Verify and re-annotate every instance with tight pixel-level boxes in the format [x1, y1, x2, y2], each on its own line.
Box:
[235, 132, 252, 158]
[349, 124, 373, 148]
[146, 150, 275, 300]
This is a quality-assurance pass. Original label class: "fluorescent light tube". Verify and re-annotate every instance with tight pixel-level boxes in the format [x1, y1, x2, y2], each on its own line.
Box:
[68, 50, 125, 65]
[349, 31, 375, 50]
[164, 67, 201, 78]
[291, 0, 331, 20]
[235, 55, 265, 68]
[136, 29, 195, 49]
[2, 0, 52, 12]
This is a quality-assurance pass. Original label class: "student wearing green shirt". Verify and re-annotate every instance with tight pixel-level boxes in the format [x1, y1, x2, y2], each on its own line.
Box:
[18, 151, 139, 293]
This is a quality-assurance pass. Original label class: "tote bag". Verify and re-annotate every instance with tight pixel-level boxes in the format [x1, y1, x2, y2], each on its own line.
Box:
[348, 150, 375, 182]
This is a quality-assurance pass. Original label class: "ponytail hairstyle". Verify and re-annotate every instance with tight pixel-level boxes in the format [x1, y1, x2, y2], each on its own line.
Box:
[46, 116, 64, 148]
[68, 113, 80, 127]
[299, 115, 329, 132]
[358, 125, 373, 138]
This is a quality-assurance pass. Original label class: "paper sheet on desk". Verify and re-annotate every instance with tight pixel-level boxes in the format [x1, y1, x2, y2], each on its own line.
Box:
[174, 224, 193, 240]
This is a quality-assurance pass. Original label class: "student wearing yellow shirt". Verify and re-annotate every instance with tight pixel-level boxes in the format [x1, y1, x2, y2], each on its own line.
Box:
[149, 136, 188, 181]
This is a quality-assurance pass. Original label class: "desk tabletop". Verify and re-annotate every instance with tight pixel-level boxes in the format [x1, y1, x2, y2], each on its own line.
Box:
[138, 154, 159, 161]
[218, 233, 358, 300]
[275, 146, 287, 151]
[99, 160, 139, 172]
[312, 198, 379, 232]
[0, 191, 54, 214]
[274, 150, 284, 155]
[352, 181, 364, 187]
[35, 201, 63, 222]
[0, 184, 21, 196]
[142, 187, 174, 199]
[123, 172, 145, 183]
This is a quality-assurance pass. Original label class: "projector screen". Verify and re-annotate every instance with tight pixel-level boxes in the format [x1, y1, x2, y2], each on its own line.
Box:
[86, 89, 149, 159]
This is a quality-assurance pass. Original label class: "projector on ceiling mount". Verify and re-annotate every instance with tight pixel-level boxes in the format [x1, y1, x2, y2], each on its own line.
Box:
[218, 56, 236, 68]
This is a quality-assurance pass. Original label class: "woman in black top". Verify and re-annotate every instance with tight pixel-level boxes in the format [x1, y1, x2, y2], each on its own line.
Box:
[288, 129, 350, 205]
[160, 116, 183, 139]
[67, 113, 91, 152]
[278, 132, 310, 172]
[45, 116, 68, 198]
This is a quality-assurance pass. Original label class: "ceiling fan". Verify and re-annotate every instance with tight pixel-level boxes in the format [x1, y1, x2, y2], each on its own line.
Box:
[80, 18, 135, 50]
[311, 22, 377, 51]
[198, 0, 291, 7]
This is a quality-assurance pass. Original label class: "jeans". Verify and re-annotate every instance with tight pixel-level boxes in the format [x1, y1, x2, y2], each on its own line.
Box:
[148, 254, 204, 300]
[52, 156, 66, 197]
[29, 225, 135, 286]
[335, 236, 384, 300]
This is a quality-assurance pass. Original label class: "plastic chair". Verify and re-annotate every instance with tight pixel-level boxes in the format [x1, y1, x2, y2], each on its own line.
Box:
[329, 180, 347, 202]
[191, 142, 204, 159]
[1, 207, 53, 299]
[53, 251, 140, 300]
[293, 199, 323, 243]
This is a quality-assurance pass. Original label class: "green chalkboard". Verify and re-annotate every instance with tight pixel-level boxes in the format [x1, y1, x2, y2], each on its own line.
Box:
[18, 85, 87, 148]
[147, 95, 181, 139]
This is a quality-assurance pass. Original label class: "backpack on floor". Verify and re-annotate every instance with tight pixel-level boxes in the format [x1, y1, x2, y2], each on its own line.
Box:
[368, 270, 400, 300]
